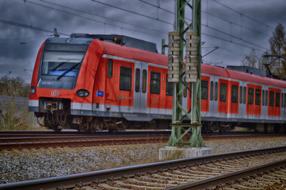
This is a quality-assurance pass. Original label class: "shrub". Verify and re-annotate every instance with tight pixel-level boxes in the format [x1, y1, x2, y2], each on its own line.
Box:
[0, 100, 32, 131]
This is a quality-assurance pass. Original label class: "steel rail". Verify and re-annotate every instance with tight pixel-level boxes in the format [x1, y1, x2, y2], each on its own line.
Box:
[0, 133, 278, 142]
[0, 130, 171, 136]
[1, 146, 286, 190]
[0, 132, 284, 149]
[169, 159, 286, 190]
[0, 136, 168, 149]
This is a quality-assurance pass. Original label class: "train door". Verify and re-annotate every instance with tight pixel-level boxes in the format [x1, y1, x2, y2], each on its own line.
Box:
[275, 90, 281, 116]
[230, 81, 239, 114]
[282, 92, 286, 117]
[254, 87, 262, 115]
[268, 88, 281, 117]
[201, 76, 210, 112]
[218, 79, 228, 113]
[246, 84, 255, 115]
[134, 62, 147, 113]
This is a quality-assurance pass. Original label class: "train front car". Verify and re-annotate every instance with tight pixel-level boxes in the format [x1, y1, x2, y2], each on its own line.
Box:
[29, 36, 96, 131]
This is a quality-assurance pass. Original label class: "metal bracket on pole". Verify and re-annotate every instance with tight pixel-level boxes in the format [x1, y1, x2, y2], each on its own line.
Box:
[168, 32, 180, 82]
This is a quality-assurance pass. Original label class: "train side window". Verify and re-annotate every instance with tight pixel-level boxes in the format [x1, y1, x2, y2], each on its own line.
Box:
[215, 82, 218, 101]
[135, 68, 140, 92]
[265, 90, 267, 106]
[255, 89, 261, 105]
[243, 87, 246, 104]
[240, 86, 242, 104]
[220, 83, 227, 102]
[166, 74, 173, 96]
[282, 93, 284, 107]
[150, 71, 161, 94]
[120, 66, 132, 91]
[284, 93, 286, 107]
[210, 81, 214, 101]
[275, 92, 280, 107]
[248, 88, 254, 104]
[231, 85, 238, 103]
[142, 70, 147, 93]
[265, 90, 268, 106]
[107, 59, 113, 78]
[263, 90, 266, 106]
[262, 90, 264, 106]
[201, 80, 208, 100]
[269, 91, 274, 106]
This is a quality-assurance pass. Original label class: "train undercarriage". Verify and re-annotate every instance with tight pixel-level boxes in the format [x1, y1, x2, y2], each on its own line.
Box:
[35, 99, 285, 133]
[35, 110, 285, 134]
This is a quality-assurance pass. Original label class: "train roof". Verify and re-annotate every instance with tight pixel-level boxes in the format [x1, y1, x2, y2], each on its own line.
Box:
[71, 33, 158, 53]
[84, 39, 286, 89]
[203, 64, 286, 88]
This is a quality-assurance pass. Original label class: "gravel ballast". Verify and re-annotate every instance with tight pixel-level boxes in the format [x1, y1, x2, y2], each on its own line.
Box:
[1, 136, 286, 184]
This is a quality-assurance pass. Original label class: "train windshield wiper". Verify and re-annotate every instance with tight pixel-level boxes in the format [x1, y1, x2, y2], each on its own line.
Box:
[50, 62, 66, 71]
[56, 63, 80, 80]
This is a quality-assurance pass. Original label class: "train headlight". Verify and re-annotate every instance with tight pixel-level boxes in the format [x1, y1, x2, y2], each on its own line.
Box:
[30, 86, 36, 94]
[76, 89, 89, 97]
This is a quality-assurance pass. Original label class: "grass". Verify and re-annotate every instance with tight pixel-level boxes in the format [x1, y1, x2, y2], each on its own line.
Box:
[164, 149, 184, 160]
[0, 100, 35, 131]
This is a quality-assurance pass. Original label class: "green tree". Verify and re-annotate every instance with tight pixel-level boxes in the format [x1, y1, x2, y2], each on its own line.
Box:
[268, 23, 286, 77]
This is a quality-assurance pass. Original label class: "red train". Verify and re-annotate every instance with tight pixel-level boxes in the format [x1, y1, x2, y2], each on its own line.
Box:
[29, 34, 286, 132]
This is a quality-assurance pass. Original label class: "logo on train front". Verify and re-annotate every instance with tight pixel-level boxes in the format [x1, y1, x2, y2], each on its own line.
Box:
[51, 90, 60, 97]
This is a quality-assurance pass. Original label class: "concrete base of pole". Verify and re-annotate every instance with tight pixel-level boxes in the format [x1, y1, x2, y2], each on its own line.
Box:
[159, 146, 212, 160]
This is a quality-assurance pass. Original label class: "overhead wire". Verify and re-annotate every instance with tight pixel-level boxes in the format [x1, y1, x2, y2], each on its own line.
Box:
[0, 0, 58, 35]
[137, 0, 175, 15]
[5, 0, 271, 57]
[136, 0, 267, 52]
[90, 0, 173, 26]
[20, 0, 267, 54]
[202, 32, 265, 52]
[202, 10, 267, 35]
[0, 18, 69, 36]
[23, 0, 169, 35]
[212, 0, 271, 29]
[202, 24, 266, 51]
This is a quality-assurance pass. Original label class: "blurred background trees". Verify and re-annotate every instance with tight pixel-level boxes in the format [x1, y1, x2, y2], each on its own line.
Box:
[0, 76, 29, 97]
[241, 23, 286, 80]
[267, 23, 286, 79]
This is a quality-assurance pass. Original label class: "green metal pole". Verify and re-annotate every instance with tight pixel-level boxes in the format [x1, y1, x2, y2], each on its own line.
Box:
[168, 0, 185, 146]
[189, 0, 204, 147]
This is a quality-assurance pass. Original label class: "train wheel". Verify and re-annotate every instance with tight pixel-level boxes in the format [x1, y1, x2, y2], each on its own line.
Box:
[44, 113, 61, 132]
[263, 124, 268, 134]
[53, 127, 62, 132]
[274, 125, 281, 134]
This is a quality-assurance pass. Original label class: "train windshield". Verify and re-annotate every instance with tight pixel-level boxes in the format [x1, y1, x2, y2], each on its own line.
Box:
[39, 43, 88, 89]
[42, 51, 84, 78]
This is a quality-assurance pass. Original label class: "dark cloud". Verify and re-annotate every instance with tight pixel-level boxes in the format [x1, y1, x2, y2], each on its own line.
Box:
[0, 0, 285, 81]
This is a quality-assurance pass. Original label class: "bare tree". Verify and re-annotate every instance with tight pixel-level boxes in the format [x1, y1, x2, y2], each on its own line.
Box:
[242, 49, 258, 68]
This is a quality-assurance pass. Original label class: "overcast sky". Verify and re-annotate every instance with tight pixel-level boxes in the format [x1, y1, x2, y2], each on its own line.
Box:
[0, 0, 286, 82]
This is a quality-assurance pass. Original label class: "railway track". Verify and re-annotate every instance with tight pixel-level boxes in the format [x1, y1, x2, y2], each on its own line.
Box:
[0, 131, 284, 150]
[1, 146, 286, 190]
[0, 131, 169, 149]
[172, 159, 286, 190]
